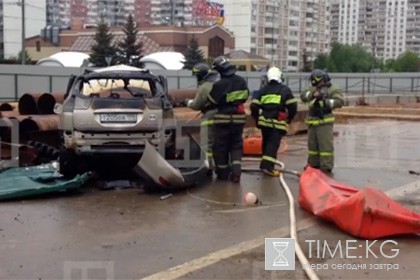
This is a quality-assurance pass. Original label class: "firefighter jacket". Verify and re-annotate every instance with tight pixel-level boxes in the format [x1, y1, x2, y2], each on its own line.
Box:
[250, 82, 298, 132]
[300, 83, 344, 126]
[208, 74, 249, 124]
[187, 73, 218, 126]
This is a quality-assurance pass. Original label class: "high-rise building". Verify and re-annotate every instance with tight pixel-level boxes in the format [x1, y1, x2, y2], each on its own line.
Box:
[406, 0, 420, 56]
[150, 0, 185, 26]
[331, 0, 420, 61]
[46, 0, 222, 28]
[220, 0, 330, 72]
[47, 0, 135, 28]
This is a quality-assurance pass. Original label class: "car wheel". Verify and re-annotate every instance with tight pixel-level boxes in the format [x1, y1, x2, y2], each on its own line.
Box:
[59, 148, 87, 178]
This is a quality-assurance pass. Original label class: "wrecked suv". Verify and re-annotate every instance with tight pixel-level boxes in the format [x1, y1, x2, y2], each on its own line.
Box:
[56, 65, 176, 178]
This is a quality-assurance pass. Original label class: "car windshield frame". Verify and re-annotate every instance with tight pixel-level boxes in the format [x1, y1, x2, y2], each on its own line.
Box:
[70, 71, 165, 99]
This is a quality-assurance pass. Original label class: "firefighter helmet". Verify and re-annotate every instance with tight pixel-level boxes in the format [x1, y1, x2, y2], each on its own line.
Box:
[267, 67, 283, 83]
[310, 69, 331, 87]
[212, 56, 236, 76]
[192, 63, 210, 82]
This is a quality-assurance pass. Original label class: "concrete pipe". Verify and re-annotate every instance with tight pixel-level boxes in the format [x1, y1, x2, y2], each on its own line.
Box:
[19, 114, 60, 135]
[168, 88, 197, 104]
[37, 92, 66, 114]
[0, 103, 14, 111]
[18, 93, 45, 115]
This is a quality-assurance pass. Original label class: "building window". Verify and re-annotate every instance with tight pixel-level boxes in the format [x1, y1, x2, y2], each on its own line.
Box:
[36, 41, 41, 52]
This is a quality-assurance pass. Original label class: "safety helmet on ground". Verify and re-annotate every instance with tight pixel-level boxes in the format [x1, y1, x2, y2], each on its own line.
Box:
[212, 56, 237, 76]
[267, 67, 283, 83]
[192, 63, 210, 82]
[310, 69, 331, 87]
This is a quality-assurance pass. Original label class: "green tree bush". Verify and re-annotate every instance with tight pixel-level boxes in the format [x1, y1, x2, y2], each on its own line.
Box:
[89, 18, 118, 67]
[116, 14, 144, 67]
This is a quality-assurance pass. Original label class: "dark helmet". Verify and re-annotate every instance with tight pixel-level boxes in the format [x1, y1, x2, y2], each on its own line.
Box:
[309, 69, 331, 87]
[192, 63, 210, 81]
[212, 56, 236, 76]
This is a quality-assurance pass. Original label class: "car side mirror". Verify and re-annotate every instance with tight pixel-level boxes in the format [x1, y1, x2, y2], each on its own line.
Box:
[53, 103, 63, 115]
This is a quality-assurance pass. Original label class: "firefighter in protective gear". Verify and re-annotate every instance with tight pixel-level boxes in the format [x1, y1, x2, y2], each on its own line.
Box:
[250, 67, 297, 176]
[208, 56, 249, 182]
[184, 63, 219, 173]
[300, 69, 344, 173]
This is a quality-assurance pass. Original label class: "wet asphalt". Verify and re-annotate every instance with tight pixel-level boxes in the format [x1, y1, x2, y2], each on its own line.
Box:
[0, 119, 420, 280]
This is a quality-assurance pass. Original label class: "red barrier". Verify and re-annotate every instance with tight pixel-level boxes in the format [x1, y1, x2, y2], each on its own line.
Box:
[299, 166, 420, 239]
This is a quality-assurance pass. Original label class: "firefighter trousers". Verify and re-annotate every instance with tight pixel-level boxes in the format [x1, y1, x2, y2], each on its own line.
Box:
[307, 123, 334, 171]
[260, 127, 285, 171]
[212, 123, 244, 180]
[201, 122, 215, 170]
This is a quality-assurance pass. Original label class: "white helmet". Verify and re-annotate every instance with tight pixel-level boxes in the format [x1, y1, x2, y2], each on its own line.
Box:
[267, 67, 283, 83]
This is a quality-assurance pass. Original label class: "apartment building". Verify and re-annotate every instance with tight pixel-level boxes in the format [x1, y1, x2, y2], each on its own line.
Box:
[47, 0, 222, 28]
[219, 0, 330, 72]
[47, 0, 135, 28]
[331, 0, 420, 61]
[406, 0, 420, 56]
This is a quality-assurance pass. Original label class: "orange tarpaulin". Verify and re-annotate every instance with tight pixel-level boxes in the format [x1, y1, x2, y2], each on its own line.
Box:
[299, 166, 420, 239]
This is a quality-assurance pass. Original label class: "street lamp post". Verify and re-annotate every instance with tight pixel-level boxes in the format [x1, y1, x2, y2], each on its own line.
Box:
[271, 6, 277, 65]
[19, 0, 26, 64]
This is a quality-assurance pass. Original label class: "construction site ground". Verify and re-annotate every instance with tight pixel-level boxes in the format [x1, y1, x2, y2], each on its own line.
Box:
[1, 104, 420, 280]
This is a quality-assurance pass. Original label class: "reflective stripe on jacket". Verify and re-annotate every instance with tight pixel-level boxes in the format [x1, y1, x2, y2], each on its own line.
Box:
[250, 82, 298, 132]
[208, 73, 249, 124]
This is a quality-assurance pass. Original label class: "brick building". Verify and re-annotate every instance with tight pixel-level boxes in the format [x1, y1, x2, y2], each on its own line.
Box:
[25, 25, 235, 62]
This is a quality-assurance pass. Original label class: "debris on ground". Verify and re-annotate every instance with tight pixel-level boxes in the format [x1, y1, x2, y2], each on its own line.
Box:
[0, 162, 90, 200]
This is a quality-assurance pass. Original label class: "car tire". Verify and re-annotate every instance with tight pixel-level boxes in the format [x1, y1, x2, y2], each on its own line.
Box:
[59, 148, 85, 178]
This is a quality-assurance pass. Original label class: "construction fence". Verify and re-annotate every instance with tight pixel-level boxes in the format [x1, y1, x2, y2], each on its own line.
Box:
[0, 64, 419, 101]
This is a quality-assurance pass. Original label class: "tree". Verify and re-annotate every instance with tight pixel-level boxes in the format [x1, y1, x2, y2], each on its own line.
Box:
[313, 53, 329, 70]
[182, 36, 205, 70]
[89, 18, 118, 67]
[392, 51, 420, 72]
[320, 42, 375, 72]
[116, 14, 144, 67]
[5, 50, 33, 64]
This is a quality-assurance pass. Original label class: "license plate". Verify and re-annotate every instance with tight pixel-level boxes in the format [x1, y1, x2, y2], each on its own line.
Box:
[100, 113, 137, 123]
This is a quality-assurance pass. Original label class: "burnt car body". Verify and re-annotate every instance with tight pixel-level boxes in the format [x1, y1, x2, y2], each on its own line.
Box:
[57, 65, 176, 177]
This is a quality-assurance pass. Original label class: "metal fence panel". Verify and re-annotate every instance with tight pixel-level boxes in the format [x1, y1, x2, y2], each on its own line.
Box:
[0, 65, 419, 101]
[0, 74, 16, 100]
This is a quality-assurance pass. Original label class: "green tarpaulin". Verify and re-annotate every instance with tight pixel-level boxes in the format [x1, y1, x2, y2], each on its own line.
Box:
[0, 162, 90, 200]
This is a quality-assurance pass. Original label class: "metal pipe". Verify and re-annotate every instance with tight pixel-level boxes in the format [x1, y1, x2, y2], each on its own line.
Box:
[0, 111, 20, 118]
[0, 144, 37, 167]
[168, 88, 197, 103]
[19, 114, 60, 135]
[18, 93, 45, 115]
[20, 0, 26, 65]
[37, 92, 66, 114]
[0, 103, 14, 111]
